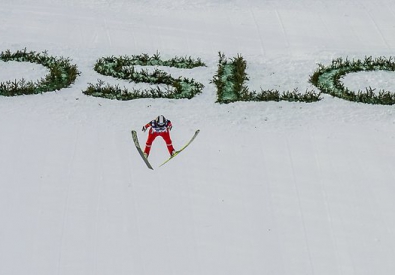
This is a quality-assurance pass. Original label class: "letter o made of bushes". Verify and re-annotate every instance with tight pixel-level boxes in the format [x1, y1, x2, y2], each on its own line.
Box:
[310, 56, 395, 105]
[0, 49, 79, 96]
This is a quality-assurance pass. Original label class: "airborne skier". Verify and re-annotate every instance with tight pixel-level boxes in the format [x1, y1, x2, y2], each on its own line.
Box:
[132, 118, 199, 169]
[142, 115, 176, 158]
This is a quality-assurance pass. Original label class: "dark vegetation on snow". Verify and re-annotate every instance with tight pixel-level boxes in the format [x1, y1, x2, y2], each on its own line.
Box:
[0, 49, 79, 96]
[212, 52, 321, 104]
[1, 48, 395, 105]
[309, 56, 395, 105]
[83, 53, 205, 100]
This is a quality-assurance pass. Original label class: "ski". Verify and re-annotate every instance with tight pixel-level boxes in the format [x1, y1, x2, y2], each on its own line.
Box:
[131, 130, 153, 170]
[159, 129, 200, 167]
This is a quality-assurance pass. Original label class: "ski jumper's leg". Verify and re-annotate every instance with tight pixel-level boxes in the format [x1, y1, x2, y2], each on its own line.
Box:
[144, 131, 158, 155]
[160, 131, 175, 155]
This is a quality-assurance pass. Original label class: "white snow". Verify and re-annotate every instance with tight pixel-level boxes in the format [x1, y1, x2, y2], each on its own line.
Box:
[1, 0, 395, 274]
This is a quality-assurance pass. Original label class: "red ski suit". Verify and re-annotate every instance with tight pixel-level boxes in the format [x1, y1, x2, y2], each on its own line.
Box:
[143, 119, 175, 156]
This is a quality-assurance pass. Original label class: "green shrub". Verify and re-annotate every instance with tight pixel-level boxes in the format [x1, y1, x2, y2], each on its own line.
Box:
[0, 49, 79, 96]
[309, 56, 395, 105]
[83, 52, 205, 100]
[212, 53, 321, 104]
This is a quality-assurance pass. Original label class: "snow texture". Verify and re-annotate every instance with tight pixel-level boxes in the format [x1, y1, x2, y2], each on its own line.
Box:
[1, 0, 395, 274]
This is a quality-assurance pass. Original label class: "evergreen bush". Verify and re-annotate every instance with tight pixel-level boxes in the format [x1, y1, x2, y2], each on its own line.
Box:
[309, 56, 395, 105]
[0, 49, 79, 96]
[212, 53, 321, 104]
[83, 52, 205, 100]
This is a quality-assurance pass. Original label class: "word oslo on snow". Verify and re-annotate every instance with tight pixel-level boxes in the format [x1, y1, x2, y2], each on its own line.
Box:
[1, 49, 395, 105]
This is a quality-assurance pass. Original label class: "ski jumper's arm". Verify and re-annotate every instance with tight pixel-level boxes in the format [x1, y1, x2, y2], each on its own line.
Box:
[142, 121, 153, 132]
[166, 120, 173, 131]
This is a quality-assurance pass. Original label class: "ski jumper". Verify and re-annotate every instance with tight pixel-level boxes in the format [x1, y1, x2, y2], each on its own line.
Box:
[143, 118, 175, 156]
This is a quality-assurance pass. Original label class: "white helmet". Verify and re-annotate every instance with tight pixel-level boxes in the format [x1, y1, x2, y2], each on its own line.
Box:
[156, 115, 166, 127]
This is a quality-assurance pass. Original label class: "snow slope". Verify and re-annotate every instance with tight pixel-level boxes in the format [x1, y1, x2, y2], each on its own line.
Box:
[1, 0, 395, 274]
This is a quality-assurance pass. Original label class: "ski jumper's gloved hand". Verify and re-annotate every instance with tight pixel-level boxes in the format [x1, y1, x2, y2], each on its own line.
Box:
[142, 126, 147, 132]
[167, 121, 173, 131]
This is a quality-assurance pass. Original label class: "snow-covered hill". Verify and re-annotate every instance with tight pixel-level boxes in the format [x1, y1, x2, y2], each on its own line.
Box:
[1, 0, 395, 274]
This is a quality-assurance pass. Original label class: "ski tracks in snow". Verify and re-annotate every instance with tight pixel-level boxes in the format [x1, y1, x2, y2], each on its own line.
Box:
[274, 9, 291, 51]
[56, 126, 80, 275]
[285, 137, 315, 275]
[308, 126, 344, 275]
[249, 8, 266, 57]
[362, 3, 391, 50]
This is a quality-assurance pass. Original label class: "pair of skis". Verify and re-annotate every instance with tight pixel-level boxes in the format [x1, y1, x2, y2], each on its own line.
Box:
[131, 129, 200, 170]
